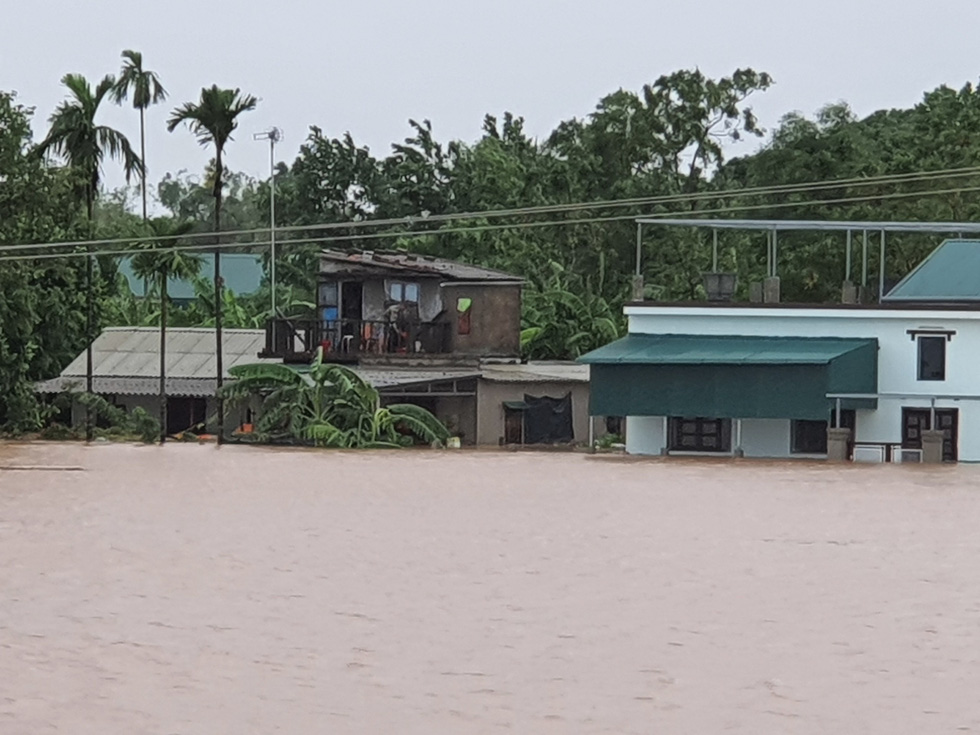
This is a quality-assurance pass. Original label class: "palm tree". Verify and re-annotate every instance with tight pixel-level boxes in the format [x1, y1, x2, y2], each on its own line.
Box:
[37, 73, 143, 221]
[221, 350, 450, 448]
[111, 50, 167, 221]
[130, 219, 201, 443]
[167, 86, 257, 443]
[37, 72, 143, 442]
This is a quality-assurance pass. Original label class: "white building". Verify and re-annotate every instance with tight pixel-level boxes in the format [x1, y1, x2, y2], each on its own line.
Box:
[581, 238, 980, 463]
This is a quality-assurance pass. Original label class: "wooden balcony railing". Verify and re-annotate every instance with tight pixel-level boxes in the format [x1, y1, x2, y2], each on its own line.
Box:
[263, 318, 451, 359]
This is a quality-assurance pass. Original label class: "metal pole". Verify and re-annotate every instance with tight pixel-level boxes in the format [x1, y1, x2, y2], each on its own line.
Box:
[845, 230, 852, 282]
[712, 229, 718, 272]
[862, 230, 868, 287]
[772, 229, 778, 277]
[270, 135, 276, 319]
[931, 397, 936, 429]
[879, 229, 886, 303]
[635, 223, 642, 276]
[835, 398, 842, 428]
[85, 250, 94, 443]
[766, 231, 772, 277]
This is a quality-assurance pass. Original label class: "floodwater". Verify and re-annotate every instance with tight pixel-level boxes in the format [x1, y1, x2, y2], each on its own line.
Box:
[2, 445, 980, 734]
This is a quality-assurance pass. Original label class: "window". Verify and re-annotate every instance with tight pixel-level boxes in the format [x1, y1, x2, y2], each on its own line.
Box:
[388, 281, 420, 303]
[318, 282, 338, 307]
[792, 420, 828, 454]
[792, 410, 856, 455]
[456, 297, 472, 335]
[918, 336, 946, 381]
[668, 417, 731, 452]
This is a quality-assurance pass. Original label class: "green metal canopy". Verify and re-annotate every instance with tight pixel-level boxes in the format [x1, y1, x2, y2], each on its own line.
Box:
[579, 334, 878, 420]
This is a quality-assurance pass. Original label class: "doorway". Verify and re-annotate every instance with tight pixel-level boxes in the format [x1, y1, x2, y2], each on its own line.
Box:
[167, 397, 208, 435]
[503, 406, 524, 444]
[902, 407, 958, 462]
[340, 282, 363, 350]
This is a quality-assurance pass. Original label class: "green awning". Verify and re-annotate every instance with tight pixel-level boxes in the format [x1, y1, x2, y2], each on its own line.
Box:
[579, 334, 878, 420]
[503, 400, 529, 410]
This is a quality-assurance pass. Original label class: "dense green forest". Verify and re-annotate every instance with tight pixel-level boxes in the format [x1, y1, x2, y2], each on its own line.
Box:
[4, 50, 980, 431]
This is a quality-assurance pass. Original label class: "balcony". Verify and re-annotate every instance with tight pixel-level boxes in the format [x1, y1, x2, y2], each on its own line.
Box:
[262, 318, 451, 361]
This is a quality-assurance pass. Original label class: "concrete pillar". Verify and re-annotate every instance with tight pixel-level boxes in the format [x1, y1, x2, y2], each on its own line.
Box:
[920, 430, 946, 464]
[749, 282, 764, 303]
[631, 275, 645, 302]
[857, 285, 872, 304]
[826, 427, 852, 462]
[763, 276, 781, 304]
[841, 281, 858, 304]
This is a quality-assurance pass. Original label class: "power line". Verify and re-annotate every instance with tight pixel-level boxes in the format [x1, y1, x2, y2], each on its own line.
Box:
[5, 182, 980, 264]
[5, 164, 980, 254]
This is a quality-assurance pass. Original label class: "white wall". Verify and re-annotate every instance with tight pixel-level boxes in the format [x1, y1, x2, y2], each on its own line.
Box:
[626, 416, 665, 455]
[739, 419, 792, 457]
[624, 306, 980, 460]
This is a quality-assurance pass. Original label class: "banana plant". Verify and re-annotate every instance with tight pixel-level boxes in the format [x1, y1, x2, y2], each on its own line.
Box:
[221, 348, 450, 448]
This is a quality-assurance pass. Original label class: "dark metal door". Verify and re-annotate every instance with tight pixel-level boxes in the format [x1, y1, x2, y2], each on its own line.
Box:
[902, 408, 958, 461]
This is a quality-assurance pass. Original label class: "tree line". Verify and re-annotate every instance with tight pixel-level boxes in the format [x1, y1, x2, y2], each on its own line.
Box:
[4, 52, 980, 432]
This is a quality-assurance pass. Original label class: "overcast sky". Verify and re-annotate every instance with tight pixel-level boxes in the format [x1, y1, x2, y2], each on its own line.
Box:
[3, 0, 979, 200]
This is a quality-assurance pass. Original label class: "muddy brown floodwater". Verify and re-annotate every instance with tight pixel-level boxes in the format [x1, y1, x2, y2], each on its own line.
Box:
[2, 444, 980, 733]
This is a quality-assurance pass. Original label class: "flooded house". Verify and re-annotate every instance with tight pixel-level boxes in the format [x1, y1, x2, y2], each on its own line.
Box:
[261, 249, 600, 446]
[38, 250, 603, 446]
[581, 225, 980, 463]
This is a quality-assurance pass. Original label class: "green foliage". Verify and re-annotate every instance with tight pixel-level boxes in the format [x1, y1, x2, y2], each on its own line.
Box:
[0, 92, 91, 431]
[74, 392, 160, 443]
[221, 350, 450, 448]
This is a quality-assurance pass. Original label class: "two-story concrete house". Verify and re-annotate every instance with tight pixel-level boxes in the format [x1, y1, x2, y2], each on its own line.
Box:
[581, 237, 980, 463]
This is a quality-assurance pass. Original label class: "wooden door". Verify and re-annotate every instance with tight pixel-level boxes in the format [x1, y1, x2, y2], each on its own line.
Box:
[504, 407, 523, 445]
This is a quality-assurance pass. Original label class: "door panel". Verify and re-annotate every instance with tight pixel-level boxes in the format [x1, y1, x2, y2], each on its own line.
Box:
[901, 408, 957, 462]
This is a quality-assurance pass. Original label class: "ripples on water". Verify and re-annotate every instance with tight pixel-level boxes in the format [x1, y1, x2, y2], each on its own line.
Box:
[1, 443, 978, 733]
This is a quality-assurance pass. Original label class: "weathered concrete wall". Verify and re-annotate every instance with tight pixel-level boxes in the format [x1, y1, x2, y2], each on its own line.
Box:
[442, 284, 521, 357]
[476, 380, 595, 445]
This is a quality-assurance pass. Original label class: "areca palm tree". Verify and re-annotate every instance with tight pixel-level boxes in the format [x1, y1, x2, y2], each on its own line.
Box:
[130, 219, 201, 443]
[111, 50, 167, 221]
[37, 73, 143, 221]
[37, 72, 143, 442]
[167, 86, 257, 443]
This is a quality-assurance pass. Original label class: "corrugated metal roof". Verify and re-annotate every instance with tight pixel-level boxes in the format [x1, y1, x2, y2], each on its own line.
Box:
[37, 327, 483, 397]
[320, 249, 523, 283]
[479, 362, 590, 383]
[56, 327, 276, 381]
[884, 239, 980, 302]
[35, 376, 220, 397]
[362, 368, 482, 389]
[578, 334, 876, 365]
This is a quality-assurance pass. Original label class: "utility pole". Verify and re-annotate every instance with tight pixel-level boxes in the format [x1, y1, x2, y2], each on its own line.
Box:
[254, 128, 282, 321]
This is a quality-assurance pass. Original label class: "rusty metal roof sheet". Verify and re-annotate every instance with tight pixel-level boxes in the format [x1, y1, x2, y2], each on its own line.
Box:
[319, 249, 523, 283]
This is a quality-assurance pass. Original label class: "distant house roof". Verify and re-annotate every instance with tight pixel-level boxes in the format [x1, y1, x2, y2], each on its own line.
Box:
[319, 249, 523, 283]
[884, 239, 980, 302]
[34, 327, 481, 397]
[118, 253, 265, 300]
